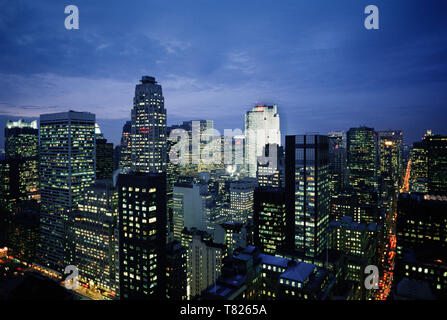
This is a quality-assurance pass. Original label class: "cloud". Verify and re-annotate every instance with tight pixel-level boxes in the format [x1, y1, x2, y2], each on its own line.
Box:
[224, 50, 256, 75]
[145, 32, 191, 55]
[0, 73, 134, 119]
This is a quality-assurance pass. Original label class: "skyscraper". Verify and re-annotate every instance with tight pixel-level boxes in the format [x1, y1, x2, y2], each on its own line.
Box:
[131, 76, 167, 174]
[1, 119, 39, 207]
[253, 187, 286, 254]
[5, 119, 38, 159]
[95, 124, 114, 180]
[118, 121, 132, 171]
[425, 135, 447, 195]
[328, 131, 347, 195]
[410, 141, 428, 193]
[245, 105, 281, 178]
[285, 134, 330, 261]
[347, 127, 377, 193]
[38, 111, 96, 270]
[377, 130, 403, 193]
[117, 172, 166, 299]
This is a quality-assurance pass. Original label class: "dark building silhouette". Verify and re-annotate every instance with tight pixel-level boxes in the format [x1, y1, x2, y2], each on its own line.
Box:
[285, 134, 330, 261]
[253, 187, 286, 254]
[117, 172, 166, 299]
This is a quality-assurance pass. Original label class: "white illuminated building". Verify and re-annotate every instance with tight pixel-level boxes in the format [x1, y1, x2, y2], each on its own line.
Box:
[245, 105, 281, 177]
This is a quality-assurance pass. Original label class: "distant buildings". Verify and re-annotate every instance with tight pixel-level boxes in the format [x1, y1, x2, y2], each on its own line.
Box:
[172, 182, 222, 241]
[118, 121, 132, 171]
[245, 105, 281, 178]
[38, 111, 96, 270]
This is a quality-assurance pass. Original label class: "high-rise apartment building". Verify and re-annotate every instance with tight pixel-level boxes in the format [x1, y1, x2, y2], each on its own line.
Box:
[245, 105, 281, 178]
[38, 111, 96, 270]
[131, 76, 167, 174]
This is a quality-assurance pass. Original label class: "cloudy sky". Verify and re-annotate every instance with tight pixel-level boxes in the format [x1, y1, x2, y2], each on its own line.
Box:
[0, 0, 446, 145]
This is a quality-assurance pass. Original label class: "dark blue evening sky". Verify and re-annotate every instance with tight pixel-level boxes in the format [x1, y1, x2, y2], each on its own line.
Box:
[0, 0, 446, 146]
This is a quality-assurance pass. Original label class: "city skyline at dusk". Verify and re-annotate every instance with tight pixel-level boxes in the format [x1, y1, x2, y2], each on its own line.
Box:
[0, 0, 446, 307]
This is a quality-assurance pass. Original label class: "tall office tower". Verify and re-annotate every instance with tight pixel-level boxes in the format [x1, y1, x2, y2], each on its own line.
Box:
[166, 240, 187, 300]
[118, 121, 132, 171]
[2, 119, 39, 206]
[117, 173, 166, 299]
[424, 135, 447, 195]
[230, 178, 257, 223]
[131, 76, 167, 174]
[95, 124, 114, 180]
[245, 105, 281, 178]
[188, 234, 223, 299]
[328, 131, 347, 195]
[396, 193, 447, 298]
[253, 187, 286, 254]
[257, 143, 284, 188]
[69, 180, 118, 293]
[172, 182, 222, 242]
[5, 119, 38, 159]
[347, 127, 378, 192]
[377, 130, 403, 192]
[38, 111, 96, 270]
[285, 135, 330, 260]
[409, 141, 428, 193]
